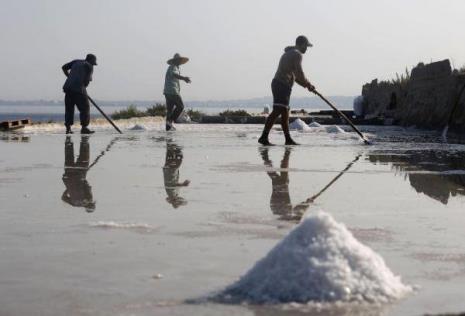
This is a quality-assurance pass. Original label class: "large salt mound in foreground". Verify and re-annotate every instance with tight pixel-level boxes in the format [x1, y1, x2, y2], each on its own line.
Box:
[214, 211, 412, 304]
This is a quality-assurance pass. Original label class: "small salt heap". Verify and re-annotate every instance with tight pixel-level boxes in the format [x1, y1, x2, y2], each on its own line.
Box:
[308, 121, 322, 128]
[129, 124, 146, 131]
[175, 111, 191, 123]
[289, 118, 311, 131]
[215, 211, 411, 304]
[325, 125, 346, 134]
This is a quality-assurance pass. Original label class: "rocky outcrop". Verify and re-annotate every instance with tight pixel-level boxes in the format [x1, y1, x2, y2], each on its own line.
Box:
[362, 79, 404, 119]
[362, 59, 465, 132]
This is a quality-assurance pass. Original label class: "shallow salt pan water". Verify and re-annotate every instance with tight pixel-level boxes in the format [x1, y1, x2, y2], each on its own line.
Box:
[1, 121, 465, 315]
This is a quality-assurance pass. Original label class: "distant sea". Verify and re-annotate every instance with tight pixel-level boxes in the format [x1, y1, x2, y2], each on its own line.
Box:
[0, 105, 266, 123]
[0, 96, 354, 123]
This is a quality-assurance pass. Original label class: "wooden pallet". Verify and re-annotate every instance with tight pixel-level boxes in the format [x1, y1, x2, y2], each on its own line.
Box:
[0, 119, 31, 131]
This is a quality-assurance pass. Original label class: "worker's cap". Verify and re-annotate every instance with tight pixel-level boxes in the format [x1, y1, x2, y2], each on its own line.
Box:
[296, 35, 313, 47]
[85, 54, 97, 66]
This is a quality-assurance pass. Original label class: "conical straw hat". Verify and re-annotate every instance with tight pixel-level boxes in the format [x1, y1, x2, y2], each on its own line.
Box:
[167, 53, 189, 65]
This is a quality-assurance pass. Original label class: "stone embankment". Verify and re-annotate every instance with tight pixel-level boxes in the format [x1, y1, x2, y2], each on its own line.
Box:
[361, 59, 465, 132]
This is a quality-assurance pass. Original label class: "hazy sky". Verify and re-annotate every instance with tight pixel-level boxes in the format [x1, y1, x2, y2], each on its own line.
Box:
[1, 0, 465, 101]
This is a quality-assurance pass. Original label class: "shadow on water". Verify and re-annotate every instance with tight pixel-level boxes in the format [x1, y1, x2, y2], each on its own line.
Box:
[367, 149, 465, 204]
[163, 138, 190, 208]
[259, 147, 361, 222]
[61, 136, 118, 212]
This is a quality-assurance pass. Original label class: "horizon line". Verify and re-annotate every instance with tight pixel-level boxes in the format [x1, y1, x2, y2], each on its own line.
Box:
[0, 95, 357, 103]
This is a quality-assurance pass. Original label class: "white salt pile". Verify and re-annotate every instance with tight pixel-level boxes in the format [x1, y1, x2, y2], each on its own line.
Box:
[175, 111, 191, 123]
[289, 118, 311, 131]
[215, 211, 412, 304]
[129, 124, 146, 131]
[308, 121, 322, 128]
[325, 125, 346, 134]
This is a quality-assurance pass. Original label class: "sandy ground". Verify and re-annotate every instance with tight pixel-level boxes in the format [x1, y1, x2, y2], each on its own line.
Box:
[1, 121, 465, 315]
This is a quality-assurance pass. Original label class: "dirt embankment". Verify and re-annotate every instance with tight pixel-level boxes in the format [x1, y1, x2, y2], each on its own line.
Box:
[362, 59, 465, 132]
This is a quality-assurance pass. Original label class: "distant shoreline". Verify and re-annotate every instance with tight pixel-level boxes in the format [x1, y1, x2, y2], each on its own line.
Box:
[0, 99, 352, 123]
[0, 95, 356, 109]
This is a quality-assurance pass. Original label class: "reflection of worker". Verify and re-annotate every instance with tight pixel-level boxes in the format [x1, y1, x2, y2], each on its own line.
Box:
[163, 141, 190, 208]
[62, 136, 95, 212]
[260, 147, 309, 221]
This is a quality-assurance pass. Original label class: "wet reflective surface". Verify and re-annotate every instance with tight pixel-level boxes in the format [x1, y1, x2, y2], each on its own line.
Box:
[367, 149, 465, 204]
[1, 123, 465, 315]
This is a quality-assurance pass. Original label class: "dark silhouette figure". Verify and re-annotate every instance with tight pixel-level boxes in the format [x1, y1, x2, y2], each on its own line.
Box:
[258, 35, 315, 146]
[163, 53, 191, 131]
[163, 140, 190, 208]
[62, 136, 95, 212]
[62, 54, 97, 134]
[260, 147, 309, 221]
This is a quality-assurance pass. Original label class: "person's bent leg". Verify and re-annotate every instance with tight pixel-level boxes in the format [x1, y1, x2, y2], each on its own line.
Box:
[171, 95, 185, 124]
[64, 93, 75, 133]
[281, 108, 299, 145]
[259, 108, 281, 146]
[165, 94, 175, 130]
[76, 94, 93, 134]
[264, 79, 293, 145]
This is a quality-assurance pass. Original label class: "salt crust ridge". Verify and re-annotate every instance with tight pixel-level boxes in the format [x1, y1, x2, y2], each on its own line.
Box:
[89, 221, 155, 230]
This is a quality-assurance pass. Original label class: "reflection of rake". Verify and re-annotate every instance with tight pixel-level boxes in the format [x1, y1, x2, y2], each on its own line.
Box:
[282, 153, 363, 222]
[304, 154, 362, 204]
[88, 137, 119, 170]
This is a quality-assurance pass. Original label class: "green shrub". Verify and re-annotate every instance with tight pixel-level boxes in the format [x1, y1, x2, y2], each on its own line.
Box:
[186, 108, 206, 122]
[146, 103, 166, 117]
[111, 105, 145, 120]
[219, 109, 251, 117]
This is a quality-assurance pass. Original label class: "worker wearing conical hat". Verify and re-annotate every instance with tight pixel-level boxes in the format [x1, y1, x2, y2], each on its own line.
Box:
[163, 53, 191, 131]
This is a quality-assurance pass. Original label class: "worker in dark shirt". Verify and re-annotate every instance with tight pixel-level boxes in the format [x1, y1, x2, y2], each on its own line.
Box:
[62, 54, 97, 134]
[258, 36, 315, 146]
